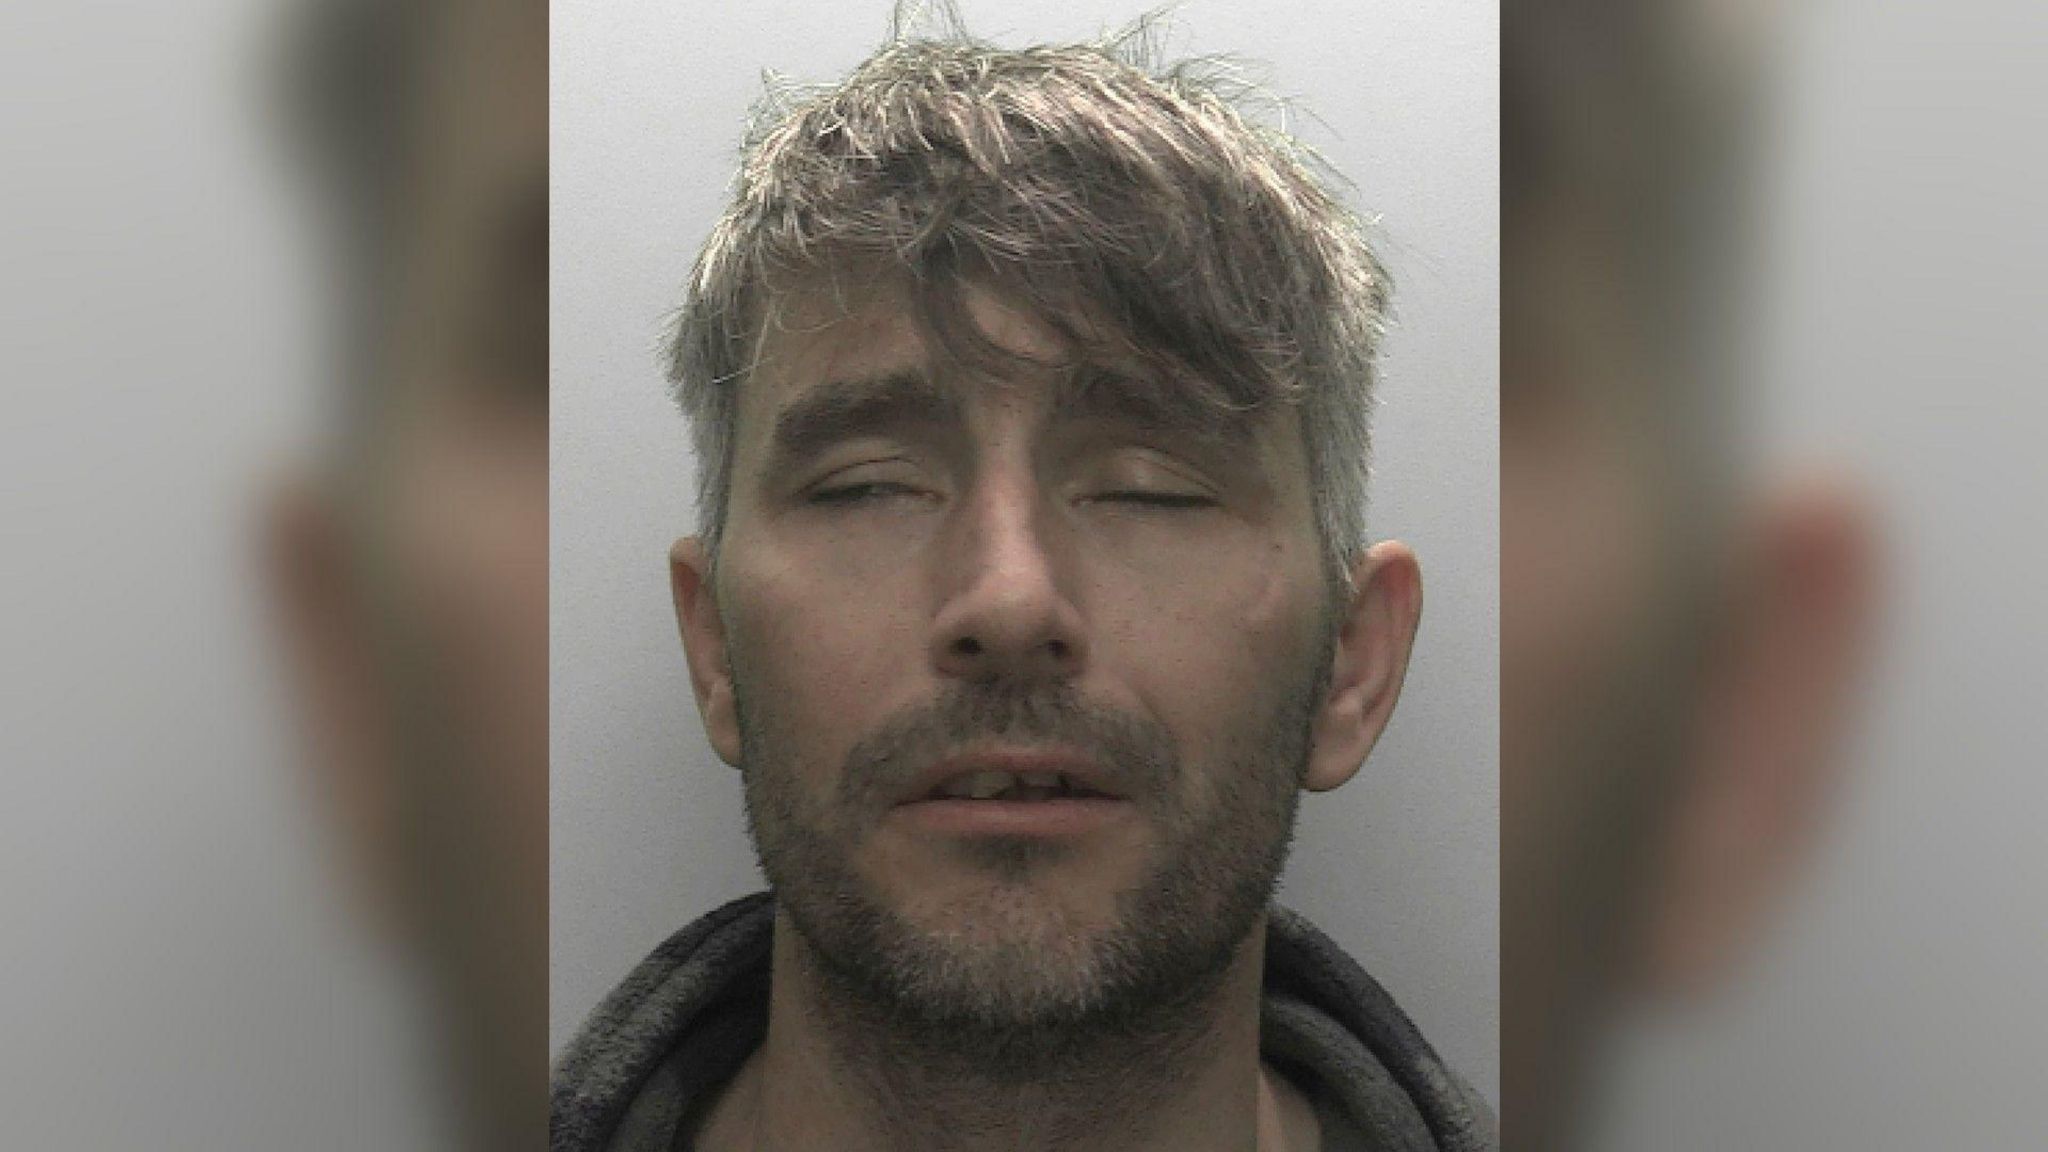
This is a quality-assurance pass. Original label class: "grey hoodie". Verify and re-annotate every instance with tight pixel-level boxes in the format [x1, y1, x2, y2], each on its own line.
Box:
[552, 893, 1496, 1152]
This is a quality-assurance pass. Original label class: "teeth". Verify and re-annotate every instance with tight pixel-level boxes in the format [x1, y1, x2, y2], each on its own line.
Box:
[1017, 771, 1061, 790]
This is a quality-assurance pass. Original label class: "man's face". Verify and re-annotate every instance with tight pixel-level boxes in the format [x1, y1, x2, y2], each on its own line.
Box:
[704, 282, 1337, 1041]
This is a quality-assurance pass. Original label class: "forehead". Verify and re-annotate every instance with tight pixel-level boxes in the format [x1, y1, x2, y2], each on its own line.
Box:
[752, 281, 950, 407]
[740, 279, 1067, 430]
[734, 278, 1299, 461]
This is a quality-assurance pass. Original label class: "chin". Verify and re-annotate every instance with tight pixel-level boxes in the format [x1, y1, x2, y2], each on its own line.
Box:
[886, 841, 1133, 932]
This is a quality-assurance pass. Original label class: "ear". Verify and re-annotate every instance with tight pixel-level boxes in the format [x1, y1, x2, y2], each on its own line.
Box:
[670, 537, 743, 767]
[1305, 541, 1425, 793]
[261, 475, 403, 935]
[1633, 481, 1876, 997]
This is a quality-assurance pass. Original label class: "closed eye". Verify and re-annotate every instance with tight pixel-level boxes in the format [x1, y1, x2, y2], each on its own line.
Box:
[1094, 490, 1216, 509]
[807, 481, 924, 506]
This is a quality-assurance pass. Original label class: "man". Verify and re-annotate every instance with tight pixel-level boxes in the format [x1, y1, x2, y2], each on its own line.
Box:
[553, 15, 1494, 1152]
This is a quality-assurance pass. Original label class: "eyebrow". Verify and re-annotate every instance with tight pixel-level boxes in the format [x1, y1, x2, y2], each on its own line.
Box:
[765, 364, 1260, 467]
[768, 370, 964, 463]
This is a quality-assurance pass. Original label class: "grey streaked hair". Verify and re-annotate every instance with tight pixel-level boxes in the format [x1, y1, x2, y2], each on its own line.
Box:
[668, 4, 1390, 595]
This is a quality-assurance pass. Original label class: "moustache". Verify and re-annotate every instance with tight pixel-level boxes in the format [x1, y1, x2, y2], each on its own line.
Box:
[837, 685, 1178, 813]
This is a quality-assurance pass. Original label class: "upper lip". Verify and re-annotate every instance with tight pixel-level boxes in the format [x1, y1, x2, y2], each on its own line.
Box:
[898, 747, 1127, 804]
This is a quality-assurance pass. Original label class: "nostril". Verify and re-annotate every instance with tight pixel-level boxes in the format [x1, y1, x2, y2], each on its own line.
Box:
[954, 636, 983, 657]
[1047, 639, 1070, 661]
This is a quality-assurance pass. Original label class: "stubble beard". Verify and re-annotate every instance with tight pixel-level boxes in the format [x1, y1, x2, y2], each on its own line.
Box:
[729, 638, 1332, 1076]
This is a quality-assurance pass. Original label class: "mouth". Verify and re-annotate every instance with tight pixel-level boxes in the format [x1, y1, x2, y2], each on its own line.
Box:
[892, 749, 1132, 838]
[900, 747, 1126, 803]
[920, 768, 1117, 802]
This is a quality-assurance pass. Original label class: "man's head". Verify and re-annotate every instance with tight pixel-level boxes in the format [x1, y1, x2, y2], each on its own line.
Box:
[672, 25, 1388, 599]
[664, 19, 1423, 1059]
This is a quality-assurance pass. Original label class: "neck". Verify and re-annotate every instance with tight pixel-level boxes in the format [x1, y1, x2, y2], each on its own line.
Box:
[712, 908, 1300, 1152]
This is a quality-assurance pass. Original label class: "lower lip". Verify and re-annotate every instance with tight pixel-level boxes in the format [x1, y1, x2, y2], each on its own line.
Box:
[892, 796, 1131, 838]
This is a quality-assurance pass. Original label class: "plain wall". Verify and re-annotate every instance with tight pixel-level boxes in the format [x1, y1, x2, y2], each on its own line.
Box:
[551, 0, 1499, 1103]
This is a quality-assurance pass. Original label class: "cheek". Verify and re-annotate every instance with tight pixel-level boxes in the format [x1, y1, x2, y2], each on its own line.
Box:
[721, 536, 924, 767]
[1093, 532, 1320, 756]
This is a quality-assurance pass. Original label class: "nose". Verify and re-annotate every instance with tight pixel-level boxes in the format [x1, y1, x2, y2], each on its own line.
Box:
[929, 474, 1088, 686]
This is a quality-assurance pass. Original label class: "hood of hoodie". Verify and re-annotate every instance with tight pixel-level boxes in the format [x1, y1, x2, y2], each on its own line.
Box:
[552, 893, 1495, 1152]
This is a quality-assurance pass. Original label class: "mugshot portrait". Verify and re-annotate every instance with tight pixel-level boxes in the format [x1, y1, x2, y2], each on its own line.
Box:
[550, 2, 1497, 1148]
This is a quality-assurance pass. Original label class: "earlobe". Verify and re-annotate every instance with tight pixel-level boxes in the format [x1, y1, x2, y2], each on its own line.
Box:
[670, 537, 744, 767]
[1304, 542, 1424, 793]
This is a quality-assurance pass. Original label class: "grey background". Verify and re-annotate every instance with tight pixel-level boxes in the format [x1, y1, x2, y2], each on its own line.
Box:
[551, 0, 1499, 1103]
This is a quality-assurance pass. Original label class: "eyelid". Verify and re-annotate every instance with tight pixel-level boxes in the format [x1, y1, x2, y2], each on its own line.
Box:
[1094, 448, 1221, 497]
[803, 454, 917, 486]
[799, 455, 937, 505]
[1077, 470, 1221, 511]
[808, 481, 921, 506]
